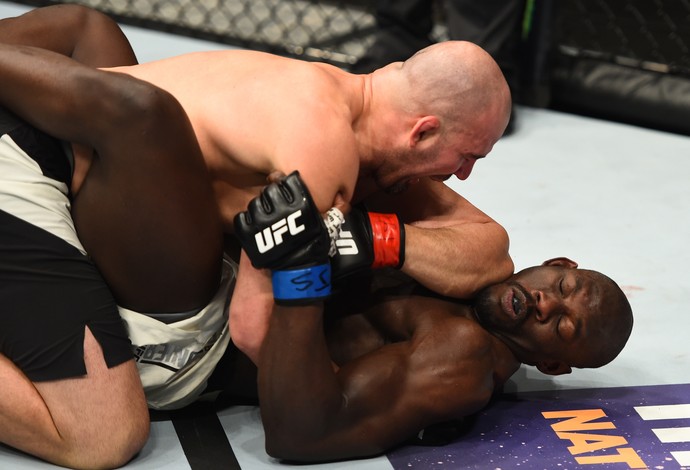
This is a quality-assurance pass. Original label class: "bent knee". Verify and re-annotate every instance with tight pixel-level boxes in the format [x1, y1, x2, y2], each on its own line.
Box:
[108, 416, 150, 468]
[64, 415, 149, 470]
[108, 413, 150, 466]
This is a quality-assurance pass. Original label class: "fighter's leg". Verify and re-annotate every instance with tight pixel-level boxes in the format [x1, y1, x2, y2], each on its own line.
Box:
[70, 80, 224, 312]
[0, 44, 223, 312]
[0, 333, 148, 470]
[0, 184, 148, 468]
[0, 4, 137, 67]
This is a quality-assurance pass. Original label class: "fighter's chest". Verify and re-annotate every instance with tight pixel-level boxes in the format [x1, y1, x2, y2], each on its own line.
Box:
[325, 314, 390, 366]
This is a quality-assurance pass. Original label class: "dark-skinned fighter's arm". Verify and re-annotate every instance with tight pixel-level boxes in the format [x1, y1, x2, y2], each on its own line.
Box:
[258, 294, 496, 462]
[233, 177, 496, 461]
[0, 4, 137, 66]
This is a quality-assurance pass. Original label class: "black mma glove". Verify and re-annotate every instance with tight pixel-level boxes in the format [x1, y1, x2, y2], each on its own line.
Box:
[234, 171, 338, 305]
[331, 205, 405, 280]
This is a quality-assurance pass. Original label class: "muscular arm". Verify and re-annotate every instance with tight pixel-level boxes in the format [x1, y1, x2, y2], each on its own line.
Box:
[229, 135, 355, 363]
[258, 296, 495, 462]
[228, 252, 274, 363]
[366, 178, 514, 298]
[0, 4, 137, 66]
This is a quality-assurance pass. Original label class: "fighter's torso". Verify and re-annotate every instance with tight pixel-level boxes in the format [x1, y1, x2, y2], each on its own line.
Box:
[225, 279, 520, 412]
[324, 283, 519, 390]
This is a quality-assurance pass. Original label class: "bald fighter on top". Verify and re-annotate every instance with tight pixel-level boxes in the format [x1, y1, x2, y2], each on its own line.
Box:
[105, 31, 513, 360]
[3, 5, 513, 365]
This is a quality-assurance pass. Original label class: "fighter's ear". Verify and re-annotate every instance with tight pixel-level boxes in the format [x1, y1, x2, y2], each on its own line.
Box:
[542, 257, 578, 269]
[536, 360, 572, 376]
[410, 115, 440, 146]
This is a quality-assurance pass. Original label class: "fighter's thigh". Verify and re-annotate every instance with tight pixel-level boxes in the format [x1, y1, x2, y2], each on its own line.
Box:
[71, 138, 223, 313]
[0, 334, 147, 468]
[34, 329, 149, 460]
[0, 206, 135, 379]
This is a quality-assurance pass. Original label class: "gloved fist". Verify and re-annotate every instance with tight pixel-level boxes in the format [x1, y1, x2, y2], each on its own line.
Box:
[234, 171, 331, 270]
[331, 205, 405, 280]
[234, 171, 338, 304]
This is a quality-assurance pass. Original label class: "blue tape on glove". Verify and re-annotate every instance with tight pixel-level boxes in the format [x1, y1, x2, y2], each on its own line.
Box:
[272, 264, 331, 302]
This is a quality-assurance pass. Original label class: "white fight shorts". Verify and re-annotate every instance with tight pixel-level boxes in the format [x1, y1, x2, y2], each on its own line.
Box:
[120, 257, 237, 410]
[0, 111, 133, 381]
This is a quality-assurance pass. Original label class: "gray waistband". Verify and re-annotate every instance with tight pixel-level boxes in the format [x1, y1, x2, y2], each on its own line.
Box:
[146, 309, 204, 324]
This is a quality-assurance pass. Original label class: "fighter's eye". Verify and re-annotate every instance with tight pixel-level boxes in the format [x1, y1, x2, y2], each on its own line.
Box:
[512, 295, 521, 315]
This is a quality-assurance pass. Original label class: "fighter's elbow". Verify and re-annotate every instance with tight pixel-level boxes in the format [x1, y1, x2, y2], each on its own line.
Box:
[264, 432, 322, 462]
[448, 224, 513, 298]
[264, 436, 297, 461]
[477, 224, 513, 287]
[483, 254, 514, 289]
[264, 435, 377, 464]
[455, 263, 513, 300]
[487, 226, 513, 280]
[262, 417, 367, 463]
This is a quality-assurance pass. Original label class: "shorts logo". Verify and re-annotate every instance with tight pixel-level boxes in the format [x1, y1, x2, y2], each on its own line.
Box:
[255, 209, 305, 253]
[335, 228, 359, 256]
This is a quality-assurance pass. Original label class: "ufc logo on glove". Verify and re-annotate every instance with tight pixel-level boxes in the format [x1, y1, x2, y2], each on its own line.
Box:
[330, 206, 405, 280]
[335, 228, 359, 256]
[234, 171, 340, 304]
[255, 210, 305, 253]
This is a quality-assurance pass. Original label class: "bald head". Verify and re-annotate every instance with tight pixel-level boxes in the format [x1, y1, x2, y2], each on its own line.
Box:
[400, 41, 511, 135]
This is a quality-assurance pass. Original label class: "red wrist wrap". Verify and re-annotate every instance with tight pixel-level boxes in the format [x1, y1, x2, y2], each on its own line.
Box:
[369, 212, 403, 269]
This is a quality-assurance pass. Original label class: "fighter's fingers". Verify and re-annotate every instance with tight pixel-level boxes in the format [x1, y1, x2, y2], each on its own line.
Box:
[266, 170, 286, 184]
[332, 192, 350, 215]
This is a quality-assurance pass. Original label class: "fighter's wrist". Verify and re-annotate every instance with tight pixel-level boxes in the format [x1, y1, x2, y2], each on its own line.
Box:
[369, 212, 405, 269]
[272, 263, 331, 305]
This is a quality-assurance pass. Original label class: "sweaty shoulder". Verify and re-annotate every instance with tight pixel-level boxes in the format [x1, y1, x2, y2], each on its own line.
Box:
[396, 294, 497, 361]
[255, 59, 361, 210]
[404, 300, 506, 417]
[434, 312, 520, 392]
[118, 50, 360, 211]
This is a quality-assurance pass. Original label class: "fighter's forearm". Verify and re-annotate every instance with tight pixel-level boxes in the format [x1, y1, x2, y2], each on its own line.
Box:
[0, 4, 137, 67]
[362, 179, 514, 298]
[401, 222, 514, 298]
[258, 304, 349, 461]
[228, 252, 274, 364]
[258, 301, 431, 463]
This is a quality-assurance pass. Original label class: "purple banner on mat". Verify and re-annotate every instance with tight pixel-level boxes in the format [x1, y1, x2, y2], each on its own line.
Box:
[388, 383, 690, 469]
